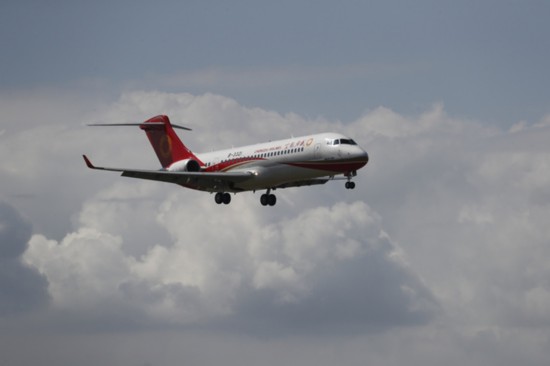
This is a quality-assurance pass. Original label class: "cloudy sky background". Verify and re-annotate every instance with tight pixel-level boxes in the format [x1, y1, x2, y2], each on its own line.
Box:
[1, 1, 550, 365]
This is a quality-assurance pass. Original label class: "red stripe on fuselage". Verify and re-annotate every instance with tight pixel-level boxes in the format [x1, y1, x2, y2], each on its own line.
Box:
[204, 157, 367, 174]
[287, 159, 368, 173]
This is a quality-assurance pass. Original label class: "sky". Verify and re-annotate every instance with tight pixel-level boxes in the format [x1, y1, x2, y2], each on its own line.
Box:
[1, 1, 550, 365]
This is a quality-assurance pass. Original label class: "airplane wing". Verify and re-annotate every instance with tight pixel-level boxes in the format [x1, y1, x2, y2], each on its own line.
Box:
[83, 155, 254, 192]
[273, 178, 329, 189]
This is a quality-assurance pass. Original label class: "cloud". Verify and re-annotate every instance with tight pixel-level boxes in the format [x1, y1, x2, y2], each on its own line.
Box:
[3, 90, 550, 364]
[25, 193, 436, 334]
[0, 201, 49, 315]
[347, 105, 550, 330]
[228, 203, 437, 335]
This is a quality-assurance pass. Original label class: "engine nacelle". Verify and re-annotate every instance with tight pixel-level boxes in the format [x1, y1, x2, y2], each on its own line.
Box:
[167, 159, 201, 172]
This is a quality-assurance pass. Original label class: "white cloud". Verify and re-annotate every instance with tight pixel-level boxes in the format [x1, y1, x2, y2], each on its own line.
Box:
[25, 188, 434, 330]
[27, 229, 126, 309]
[0, 201, 49, 315]
[2, 90, 550, 364]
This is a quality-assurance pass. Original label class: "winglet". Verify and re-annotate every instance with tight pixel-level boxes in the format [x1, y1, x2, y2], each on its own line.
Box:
[82, 155, 95, 169]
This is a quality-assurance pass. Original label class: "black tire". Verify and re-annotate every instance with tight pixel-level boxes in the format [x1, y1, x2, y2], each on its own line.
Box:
[223, 193, 231, 204]
[215, 192, 223, 204]
[268, 194, 276, 206]
[260, 194, 268, 206]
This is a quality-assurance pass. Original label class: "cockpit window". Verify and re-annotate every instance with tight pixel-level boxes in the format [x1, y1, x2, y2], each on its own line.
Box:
[326, 138, 357, 146]
[339, 138, 357, 145]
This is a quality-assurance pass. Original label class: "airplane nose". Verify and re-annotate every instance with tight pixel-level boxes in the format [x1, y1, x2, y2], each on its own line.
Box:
[356, 147, 368, 163]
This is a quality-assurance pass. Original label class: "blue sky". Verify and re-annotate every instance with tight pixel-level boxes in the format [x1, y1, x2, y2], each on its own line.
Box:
[2, 0, 548, 123]
[2, 2, 550, 365]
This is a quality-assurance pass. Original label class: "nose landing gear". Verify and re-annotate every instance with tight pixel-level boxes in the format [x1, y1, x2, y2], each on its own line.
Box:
[345, 171, 357, 189]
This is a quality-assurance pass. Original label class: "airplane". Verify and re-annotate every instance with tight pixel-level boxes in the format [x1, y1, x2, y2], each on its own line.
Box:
[83, 115, 369, 206]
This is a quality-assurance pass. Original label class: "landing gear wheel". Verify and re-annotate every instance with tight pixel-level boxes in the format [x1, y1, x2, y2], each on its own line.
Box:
[260, 194, 268, 206]
[215, 192, 231, 204]
[260, 193, 277, 206]
[345, 181, 356, 189]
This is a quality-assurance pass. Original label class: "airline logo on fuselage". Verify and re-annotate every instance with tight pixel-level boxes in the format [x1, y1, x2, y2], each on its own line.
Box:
[253, 137, 313, 154]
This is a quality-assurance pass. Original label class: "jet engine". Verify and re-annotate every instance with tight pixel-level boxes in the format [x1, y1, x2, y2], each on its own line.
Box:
[167, 159, 201, 172]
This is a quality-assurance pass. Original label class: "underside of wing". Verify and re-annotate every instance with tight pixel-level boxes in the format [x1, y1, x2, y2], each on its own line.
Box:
[83, 155, 255, 192]
[121, 169, 254, 192]
[273, 178, 330, 189]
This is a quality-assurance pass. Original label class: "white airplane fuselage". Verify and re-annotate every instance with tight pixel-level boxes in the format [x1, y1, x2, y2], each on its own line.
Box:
[168, 132, 369, 193]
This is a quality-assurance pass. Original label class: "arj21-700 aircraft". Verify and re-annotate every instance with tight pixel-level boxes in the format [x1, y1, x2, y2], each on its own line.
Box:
[83, 115, 369, 206]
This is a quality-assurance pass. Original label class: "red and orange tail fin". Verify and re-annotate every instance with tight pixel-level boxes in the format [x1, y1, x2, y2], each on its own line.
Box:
[140, 115, 202, 168]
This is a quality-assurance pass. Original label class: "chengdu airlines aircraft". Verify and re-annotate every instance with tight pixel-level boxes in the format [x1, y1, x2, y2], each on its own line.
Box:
[83, 115, 369, 206]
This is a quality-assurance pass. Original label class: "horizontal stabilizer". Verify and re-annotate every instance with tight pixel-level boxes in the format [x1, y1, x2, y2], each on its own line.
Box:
[87, 122, 192, 131]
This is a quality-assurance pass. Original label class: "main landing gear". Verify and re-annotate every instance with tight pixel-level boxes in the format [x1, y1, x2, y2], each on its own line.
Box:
[214, 190, 277, 206]
[260, 189, 277, 206]
[214, 192, 231, 204]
